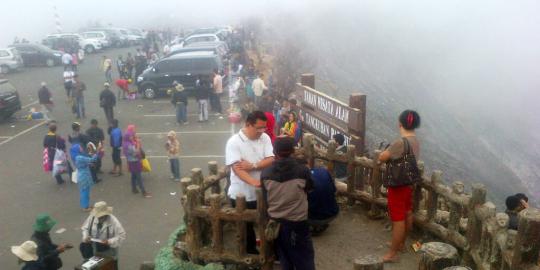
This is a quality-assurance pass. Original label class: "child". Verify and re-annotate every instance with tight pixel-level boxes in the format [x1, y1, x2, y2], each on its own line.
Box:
[165, 131, 180, 181]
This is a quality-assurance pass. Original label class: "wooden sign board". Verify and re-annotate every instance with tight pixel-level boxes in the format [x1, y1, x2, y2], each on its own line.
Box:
[296, 74, 366, 154]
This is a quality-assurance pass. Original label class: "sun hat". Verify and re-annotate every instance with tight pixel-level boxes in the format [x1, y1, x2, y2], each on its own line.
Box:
[11, 241, 38, 262]
[32, 213, 57, 232]
[175, 83, 184, 91]
[91, 201, 113, 218]
[104, 82, 110, 87]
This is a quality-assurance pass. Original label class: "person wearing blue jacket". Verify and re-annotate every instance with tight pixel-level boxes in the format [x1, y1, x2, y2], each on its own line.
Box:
[305, 161, 339, 235]
[71, 143, 102, 211]
[107, 119, 123, 176]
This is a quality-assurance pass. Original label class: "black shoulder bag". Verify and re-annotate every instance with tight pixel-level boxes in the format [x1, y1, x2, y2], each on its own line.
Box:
[383, 138, 422, 188]
[79, 217, 95, 259]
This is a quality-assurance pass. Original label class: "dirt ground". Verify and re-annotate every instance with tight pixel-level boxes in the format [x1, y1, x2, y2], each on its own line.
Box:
[309, 202, 420, 270]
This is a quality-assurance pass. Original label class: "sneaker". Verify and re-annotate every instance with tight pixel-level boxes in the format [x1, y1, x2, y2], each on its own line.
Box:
[143, 192, 152, 198]
[132, 188, 139, 194]
[183, 121, 189, 125]
[174, 178, 181, 182]
[218, 116, 224, 119]
[169, 176, 175, 180]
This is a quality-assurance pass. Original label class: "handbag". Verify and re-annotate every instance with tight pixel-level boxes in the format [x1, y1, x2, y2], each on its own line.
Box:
[383, 138, 422, 188]
[141, 158, 152, 172]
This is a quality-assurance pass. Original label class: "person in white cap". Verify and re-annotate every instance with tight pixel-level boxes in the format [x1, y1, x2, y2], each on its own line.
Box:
[81, 201, 126, 267]
[11, 240, 45, 270]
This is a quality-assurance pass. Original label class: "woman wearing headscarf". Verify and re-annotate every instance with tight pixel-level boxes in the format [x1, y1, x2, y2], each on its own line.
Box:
[123, 125, 151, 198]
[72, 142, 102, 211]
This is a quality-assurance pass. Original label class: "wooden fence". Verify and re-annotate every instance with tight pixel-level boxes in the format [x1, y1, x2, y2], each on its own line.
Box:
[296, 133, 540, 270]
[179, 161, 274, 270]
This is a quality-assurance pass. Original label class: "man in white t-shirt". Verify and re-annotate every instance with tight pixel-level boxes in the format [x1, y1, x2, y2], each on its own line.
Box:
[225, 110, 274, 254]
[61, 52, 72, 71]
[251, 73, 267, 105]
[63, 70, 75, 99]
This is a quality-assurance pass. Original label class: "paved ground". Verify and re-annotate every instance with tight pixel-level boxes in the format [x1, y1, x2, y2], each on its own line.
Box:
[0, 47, 236, 269]
[0, 47, 419, 269]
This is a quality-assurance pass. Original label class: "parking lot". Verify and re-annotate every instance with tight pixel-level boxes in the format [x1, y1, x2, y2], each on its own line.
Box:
[0, 47, 236, 269]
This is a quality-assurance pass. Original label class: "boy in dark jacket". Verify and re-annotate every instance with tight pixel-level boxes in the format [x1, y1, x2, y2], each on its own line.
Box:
[171, 81, 188, 125]
[260, 137, 315, 270]
[99, 83, 116, 126]
[30, 214, 72, 270]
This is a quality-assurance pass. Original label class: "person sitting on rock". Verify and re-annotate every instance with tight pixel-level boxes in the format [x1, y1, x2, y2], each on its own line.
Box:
[505, 194, 528, 230]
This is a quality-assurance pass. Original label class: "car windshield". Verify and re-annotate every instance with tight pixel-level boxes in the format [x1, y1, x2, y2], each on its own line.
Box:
[0, 82, 16, 94]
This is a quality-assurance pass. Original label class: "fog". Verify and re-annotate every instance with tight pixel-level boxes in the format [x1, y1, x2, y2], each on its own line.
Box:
[3, 0, 540, 203]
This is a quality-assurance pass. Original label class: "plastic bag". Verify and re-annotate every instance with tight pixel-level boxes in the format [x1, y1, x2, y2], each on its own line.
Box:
[52, 149, 67, 176]
[71, 170, 78, 183]
[141, 158, 152, 172]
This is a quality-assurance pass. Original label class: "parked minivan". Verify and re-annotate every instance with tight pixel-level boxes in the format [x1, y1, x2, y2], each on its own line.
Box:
[137, 51, 223, 99]
[0, 79, 21, 120]
[81, 31, 111, 48]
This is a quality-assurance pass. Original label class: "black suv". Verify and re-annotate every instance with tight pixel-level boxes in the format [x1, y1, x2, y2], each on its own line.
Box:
[137, 51, 224, 99]
[9, 44, 62, 67]
[0, 79, 22, 120]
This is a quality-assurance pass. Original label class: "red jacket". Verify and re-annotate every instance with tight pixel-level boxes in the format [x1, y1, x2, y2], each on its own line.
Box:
[264, 112, 276, 143]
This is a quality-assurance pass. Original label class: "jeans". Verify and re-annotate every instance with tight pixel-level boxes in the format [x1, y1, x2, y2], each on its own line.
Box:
[54, 174, 65, 184]
[103, 107, 114, 125]
[230, 199, 258, 254]
[75, 96, 85, 118]
[198, 99, 208, 121]
[175, 102, 187, 123]
[169, 158, 180, 179]
[105, 69, 112, 83]
[131, 171, 146, 193]
[79, 186, 90, 209]
[276, 220, 315, 270]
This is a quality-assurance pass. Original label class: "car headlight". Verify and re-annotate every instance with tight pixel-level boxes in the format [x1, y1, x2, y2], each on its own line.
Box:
[137, 76, 144, 83]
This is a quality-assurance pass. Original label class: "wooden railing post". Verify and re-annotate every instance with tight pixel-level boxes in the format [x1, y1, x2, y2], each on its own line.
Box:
[427, 171, 443, 223]
[346, 145, 356, 206]
[191, 168, 205, 204]
[185, 185, 202, 262]
[413, 161, 425, 213]
[302, 133, 315, 169]
[326, 139, 337, 176]
[368, 150, 382, 218]
[209, 194, 223, 254]
[208, 161, 221, 194]
[511, 208, 540, 268]
[235, 194, 247, 257]
[257, 189, 273, 270]
[464, 183, 486, 265]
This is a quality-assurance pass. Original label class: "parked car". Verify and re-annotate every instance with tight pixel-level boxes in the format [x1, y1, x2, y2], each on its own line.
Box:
[137, 51, 224, 99]
[0, 48, 23, 74]
[85, 28, 127, 47]
[118, 28, 143, 45]
[0, 79, 21, 120]
[81, 31, 110, 48]
[169, 42, 229, 61]
[176, 34, 222, 48]
[9, 44, 62, 67]
[43, 33, 102, 53]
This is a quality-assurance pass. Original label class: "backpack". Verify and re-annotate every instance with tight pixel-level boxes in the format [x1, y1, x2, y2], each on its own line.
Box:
[52, 149, 68, 176]
[383, 138, 422, 188]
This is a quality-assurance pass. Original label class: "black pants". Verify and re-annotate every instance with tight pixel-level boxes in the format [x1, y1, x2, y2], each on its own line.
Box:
[103, 107, 114, 126]
[276, 220, 315, 270]
[230, 199, 258, 254]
